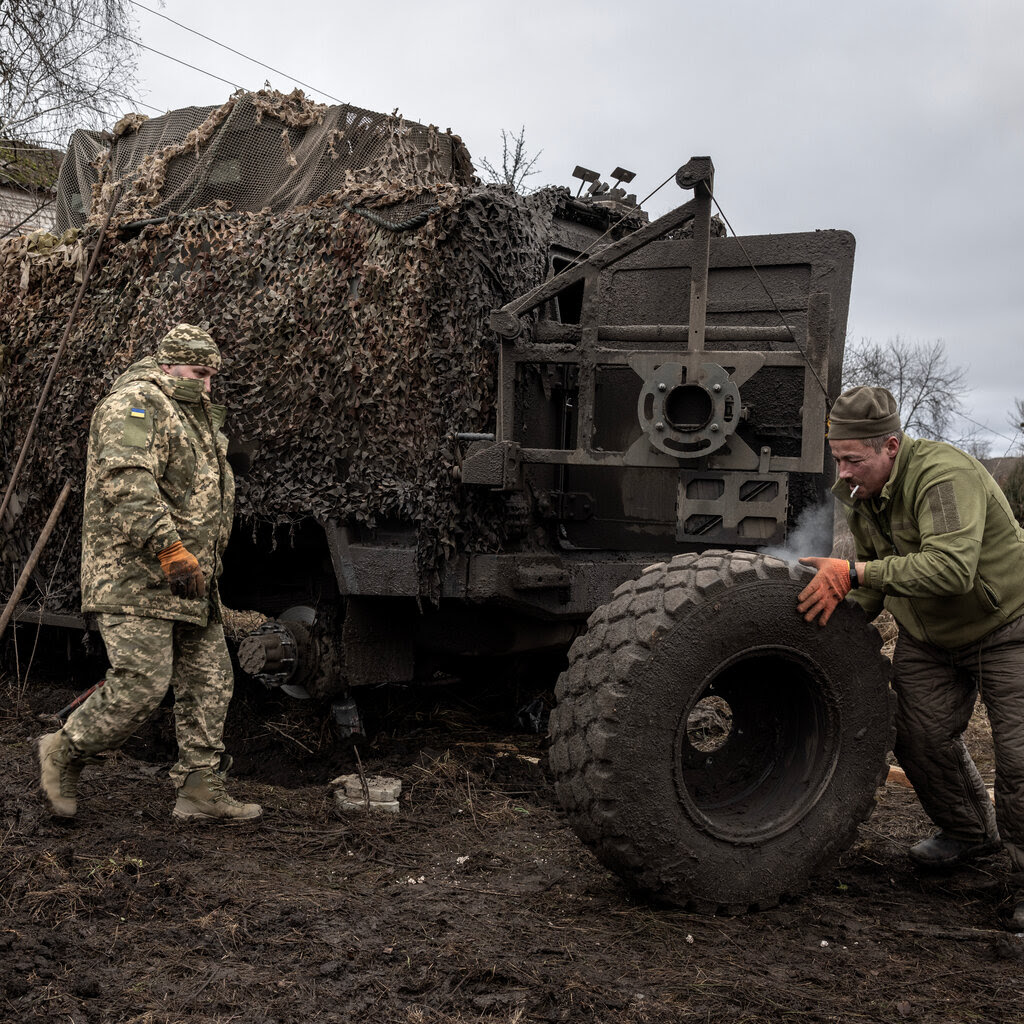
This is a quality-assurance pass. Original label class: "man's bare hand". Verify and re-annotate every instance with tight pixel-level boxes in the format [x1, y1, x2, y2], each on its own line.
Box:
[796, 556, 852, 626]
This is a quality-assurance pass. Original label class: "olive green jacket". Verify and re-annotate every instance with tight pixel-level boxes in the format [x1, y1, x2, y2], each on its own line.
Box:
[834, 435, 1024, 648]
[80, 357, 234, 625]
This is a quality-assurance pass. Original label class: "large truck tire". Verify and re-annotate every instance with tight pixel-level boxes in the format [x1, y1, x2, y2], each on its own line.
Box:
[548, 549, 893, 912]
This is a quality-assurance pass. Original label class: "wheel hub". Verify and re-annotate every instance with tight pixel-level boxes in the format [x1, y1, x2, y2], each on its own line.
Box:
[674, 645, 840, 844]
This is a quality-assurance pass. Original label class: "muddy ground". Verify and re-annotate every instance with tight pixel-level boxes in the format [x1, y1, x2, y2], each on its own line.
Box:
[3, 634, 1024, 1024]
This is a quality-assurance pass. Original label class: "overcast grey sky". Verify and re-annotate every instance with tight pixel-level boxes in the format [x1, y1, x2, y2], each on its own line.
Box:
[124, 0, 1024, 453]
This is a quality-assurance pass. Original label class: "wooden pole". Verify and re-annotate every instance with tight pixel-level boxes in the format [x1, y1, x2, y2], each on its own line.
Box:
[0, 479, 73, 641]
[0, 189, 119, 527]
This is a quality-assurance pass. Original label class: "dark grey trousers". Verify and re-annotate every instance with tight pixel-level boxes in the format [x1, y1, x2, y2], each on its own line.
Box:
[892, 614, 1024, 867]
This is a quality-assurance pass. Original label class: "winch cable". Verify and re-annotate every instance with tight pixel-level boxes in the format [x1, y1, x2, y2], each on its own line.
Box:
[0, 188, 121, 527]
[710, 194, 831, 403]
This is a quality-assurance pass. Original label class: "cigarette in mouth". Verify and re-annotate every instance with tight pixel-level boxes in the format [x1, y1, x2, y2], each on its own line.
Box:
[850, 485, 860, 498]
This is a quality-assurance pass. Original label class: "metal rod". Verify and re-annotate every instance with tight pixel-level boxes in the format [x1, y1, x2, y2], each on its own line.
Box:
[534, 323, 799, 344]
[0, 479, 73, 641]
[489, 196, 698, 335]
[57, 679, 105, 722]
[0, 189, 120, 527]
[686, 173, 713, 355]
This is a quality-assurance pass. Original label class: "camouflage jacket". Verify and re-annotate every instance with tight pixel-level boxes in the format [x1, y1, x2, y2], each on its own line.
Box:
[81, 357, 235, 625]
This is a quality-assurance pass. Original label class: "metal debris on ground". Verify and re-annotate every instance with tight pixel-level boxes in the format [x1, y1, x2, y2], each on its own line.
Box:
[331, 773, 402, 814]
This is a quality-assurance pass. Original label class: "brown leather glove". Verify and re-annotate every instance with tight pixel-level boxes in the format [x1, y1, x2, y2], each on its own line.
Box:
[157, 540, 206, 599]
[796, 557, 853, 626]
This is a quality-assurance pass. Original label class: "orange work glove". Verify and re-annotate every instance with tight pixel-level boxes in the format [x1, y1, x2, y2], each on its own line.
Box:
[157, 540, 206, 599]
[796, 557, 853, 626]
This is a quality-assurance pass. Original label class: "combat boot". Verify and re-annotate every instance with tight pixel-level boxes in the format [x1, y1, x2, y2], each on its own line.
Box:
[37, 730, 87, 818]
[909, 831, 1001, 869]
[173, 768, 262, 822]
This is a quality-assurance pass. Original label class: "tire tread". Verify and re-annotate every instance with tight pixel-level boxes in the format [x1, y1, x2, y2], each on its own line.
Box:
[549, 549, 892, 910]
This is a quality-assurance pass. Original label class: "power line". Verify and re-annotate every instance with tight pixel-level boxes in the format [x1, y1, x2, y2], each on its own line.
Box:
[73, 11, 245, 93]
[956, 410, 1018, 446]
[132, 38, 244, 92]
[71, 5, 347, 120]
[127, 0, 346, 105]
[131, 98, 167, 116]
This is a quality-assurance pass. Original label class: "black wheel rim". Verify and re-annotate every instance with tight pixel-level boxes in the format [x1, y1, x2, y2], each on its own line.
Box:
[673, 644, 840, 844]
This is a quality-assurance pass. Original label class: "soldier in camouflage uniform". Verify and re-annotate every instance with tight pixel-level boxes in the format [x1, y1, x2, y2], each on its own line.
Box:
[37, 324, 261, 822]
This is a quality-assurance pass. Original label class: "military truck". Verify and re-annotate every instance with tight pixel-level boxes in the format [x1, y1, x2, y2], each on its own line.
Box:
[0, 90, 891, 911]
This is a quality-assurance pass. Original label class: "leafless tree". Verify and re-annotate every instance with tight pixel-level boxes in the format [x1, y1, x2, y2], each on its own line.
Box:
[1002, 457, 1024, 524]
[1005, 398, 1024, 452]
[842, 336, 985, 451]
[957, 430, 994, 461]
[478, 126, 542, 194]
[994, 402, 1024, 524]
[989, 395, 1024, 463]
[0, 0, 139, 148]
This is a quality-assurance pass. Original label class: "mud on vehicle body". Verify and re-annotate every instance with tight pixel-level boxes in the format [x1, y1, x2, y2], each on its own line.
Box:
[1, 95, 889, 909]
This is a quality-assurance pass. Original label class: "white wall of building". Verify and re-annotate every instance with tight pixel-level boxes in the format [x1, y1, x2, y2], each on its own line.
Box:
[0, 186, 57, 237]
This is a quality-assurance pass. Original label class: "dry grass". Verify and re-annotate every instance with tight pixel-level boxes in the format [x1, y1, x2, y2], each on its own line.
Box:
[874, 610, 898, 660]
[221, 607, 267, 641]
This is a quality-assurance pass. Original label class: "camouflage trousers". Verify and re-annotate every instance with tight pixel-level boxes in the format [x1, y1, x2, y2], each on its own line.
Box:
[62, 613, 234, 787]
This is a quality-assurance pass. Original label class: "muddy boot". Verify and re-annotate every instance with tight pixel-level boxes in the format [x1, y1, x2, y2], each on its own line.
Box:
[909, 831, 1001, 869]
[172, 768, 262, 822]
[37, 730, 87, 818]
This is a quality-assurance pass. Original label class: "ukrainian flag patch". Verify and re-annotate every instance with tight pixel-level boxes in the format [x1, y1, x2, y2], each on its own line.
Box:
[123, 406, 150, 447]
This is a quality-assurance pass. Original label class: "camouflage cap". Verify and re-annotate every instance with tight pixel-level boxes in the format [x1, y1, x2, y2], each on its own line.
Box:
[828, 386, 901, 440]
[155, 324, 221, 371]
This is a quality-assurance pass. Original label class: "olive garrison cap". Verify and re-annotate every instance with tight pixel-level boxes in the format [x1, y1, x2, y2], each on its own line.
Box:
[828, 386, 901, 440]
[155, 324, 221, 371]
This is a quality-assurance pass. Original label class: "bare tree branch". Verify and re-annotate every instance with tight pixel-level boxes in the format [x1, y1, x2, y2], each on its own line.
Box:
[479, 126, 543, 194]
[843, 336, 978, 449]
[1003, 398, 1024, 456]
[0, 0, 140, 148]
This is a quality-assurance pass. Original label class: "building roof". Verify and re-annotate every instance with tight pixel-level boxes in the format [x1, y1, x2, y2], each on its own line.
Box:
[0, 140, 64, 191]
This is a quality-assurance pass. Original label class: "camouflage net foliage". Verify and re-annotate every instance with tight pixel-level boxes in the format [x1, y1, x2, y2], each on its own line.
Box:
[55, 88, 476, 231]
[1, 90, 567, 614]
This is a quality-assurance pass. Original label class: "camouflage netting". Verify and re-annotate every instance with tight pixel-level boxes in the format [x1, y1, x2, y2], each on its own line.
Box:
[1, 90, 568, 614]
[55, 88, 476, 231]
